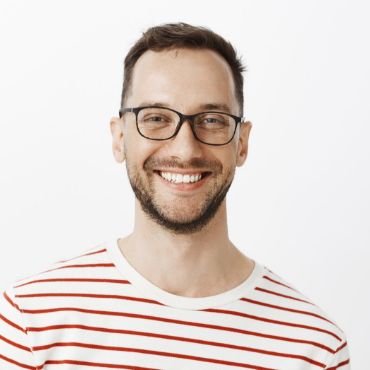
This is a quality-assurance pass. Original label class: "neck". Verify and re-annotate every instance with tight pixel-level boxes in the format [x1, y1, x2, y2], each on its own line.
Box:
[117, 199, 252, 297]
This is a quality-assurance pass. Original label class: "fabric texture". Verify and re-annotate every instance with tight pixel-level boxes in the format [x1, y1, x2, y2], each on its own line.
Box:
[0, 238, 350, 369]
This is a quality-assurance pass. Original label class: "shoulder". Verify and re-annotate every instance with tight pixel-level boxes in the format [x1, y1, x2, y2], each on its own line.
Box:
[248, 263, 350, 366]
[0, 241, 111, 368]
[254, 264, 347, 337]
[1, 241, 111, 300]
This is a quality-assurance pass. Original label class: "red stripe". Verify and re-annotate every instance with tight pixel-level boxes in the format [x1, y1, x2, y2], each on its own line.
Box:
[255, 287, 312, 304]
[3, 291, 21, 311]
[0, 313, 26, 333]
[13, 248, 109, 283]
[54, 263, 114, 268]
[30, 326, 325, 367]
[24, 307, 335, 353]
[41, 263, 115, 273]
[16, 292, 159, 305]
[56, 248, 107, 263]
[335, 341, 347, 353]
[241, 297, 333, 323]
[35, 342, 277, 369]
[0, 353, 35, 369]
[326, 359, 350, 370]
[0, 333, 32, 351]
[14, 277, 130, 288]
[43, 359, 161, 369]
[205, 308, 341, 341]
[262, 275, 296, 291]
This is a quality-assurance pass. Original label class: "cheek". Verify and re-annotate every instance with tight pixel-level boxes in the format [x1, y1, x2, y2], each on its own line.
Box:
[124, 135, 162, 171]
[214, 147, 238, 170]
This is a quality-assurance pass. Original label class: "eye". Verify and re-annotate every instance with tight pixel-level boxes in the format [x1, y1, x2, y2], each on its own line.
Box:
[196, 113, 230, 129]
[202, 117, 225, 124]
[143, 115, 168, 122]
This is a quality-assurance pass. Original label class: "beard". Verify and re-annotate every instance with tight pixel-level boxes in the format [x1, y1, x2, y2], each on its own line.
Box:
[125, 156, 235, 235]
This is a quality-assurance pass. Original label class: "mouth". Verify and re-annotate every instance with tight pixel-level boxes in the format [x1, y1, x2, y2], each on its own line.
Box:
[153, 170, 212, 184]
[154, 170, 212, 191]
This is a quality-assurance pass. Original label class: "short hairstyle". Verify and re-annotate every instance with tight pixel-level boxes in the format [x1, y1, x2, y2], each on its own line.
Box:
[120, 22, 246, 115]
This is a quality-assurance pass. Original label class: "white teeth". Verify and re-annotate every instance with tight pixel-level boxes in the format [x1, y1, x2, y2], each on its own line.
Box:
[159, 172, 204, 184]
[175, 174, 182, 183]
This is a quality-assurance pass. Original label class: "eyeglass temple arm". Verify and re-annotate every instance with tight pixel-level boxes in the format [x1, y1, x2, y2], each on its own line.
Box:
[119, 107, 136, 118]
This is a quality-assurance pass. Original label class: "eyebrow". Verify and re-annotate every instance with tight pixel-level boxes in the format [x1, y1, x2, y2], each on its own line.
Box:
[138, 101, 232, 114]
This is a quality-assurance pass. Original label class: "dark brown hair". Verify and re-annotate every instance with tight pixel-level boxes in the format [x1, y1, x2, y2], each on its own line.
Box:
[120, 22, 246, 115]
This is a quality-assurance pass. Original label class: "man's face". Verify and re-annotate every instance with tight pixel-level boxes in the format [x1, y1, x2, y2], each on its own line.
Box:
[111, 48, 251, 234]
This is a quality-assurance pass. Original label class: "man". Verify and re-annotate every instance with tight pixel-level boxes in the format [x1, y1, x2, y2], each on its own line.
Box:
[0, 22, 350, 369]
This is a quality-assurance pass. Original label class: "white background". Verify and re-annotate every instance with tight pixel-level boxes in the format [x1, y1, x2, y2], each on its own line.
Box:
[0, 0, 368, 367]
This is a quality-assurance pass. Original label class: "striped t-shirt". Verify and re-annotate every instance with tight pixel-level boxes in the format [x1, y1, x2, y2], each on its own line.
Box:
[0, 237, 350, 369]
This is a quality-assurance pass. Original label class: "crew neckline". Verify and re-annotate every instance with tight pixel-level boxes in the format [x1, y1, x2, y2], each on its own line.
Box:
[104, 237, 265, 310]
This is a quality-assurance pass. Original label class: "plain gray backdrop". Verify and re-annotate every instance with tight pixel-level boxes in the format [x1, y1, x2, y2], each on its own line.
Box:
[0, 1, 368, 367]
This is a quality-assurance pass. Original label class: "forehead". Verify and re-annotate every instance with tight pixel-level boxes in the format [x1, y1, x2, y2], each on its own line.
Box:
[127, 48, 238, 113]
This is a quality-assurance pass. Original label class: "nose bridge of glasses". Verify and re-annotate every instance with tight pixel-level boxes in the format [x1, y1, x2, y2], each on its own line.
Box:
[174, 112, 198, 138]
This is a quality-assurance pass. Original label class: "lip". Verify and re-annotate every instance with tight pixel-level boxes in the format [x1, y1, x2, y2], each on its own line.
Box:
[154, 168, 211, 175]
[154, 170, 212, 192]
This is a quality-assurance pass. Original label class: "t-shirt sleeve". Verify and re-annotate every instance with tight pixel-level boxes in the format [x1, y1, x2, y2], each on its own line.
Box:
[0, 285, 36, 369]
[325, 337, 351, 369]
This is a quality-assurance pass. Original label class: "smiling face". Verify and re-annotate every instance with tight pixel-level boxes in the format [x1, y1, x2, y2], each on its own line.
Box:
[110, 48, 252, 234]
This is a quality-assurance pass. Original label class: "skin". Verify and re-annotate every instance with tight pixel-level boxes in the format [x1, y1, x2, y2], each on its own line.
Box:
[110, 48, 254, 297]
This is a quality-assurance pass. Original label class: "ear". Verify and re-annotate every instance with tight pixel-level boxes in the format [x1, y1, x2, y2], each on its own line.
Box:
[236, 121, 252, 167]
[110, 116, 125, 163]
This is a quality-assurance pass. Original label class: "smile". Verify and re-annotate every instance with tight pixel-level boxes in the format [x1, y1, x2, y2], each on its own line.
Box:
[159, 171, 203, 184]
[155, 170, 212, 185]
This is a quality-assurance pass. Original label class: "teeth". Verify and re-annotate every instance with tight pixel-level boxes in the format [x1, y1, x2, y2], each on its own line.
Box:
[159, 172, 203, 184]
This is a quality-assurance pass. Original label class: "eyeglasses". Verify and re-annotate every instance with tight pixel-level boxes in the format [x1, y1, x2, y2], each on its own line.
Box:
[119, 106, 245, 146]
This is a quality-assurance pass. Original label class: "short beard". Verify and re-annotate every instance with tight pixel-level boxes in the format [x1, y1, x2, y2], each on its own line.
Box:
[126, 162, 234, 235]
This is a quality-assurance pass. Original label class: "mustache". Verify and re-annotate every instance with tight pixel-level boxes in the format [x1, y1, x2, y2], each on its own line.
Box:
[144, 157, 222, 173]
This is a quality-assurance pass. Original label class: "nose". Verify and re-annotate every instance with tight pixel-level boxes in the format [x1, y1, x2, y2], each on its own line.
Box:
[167, 119, 203, 160]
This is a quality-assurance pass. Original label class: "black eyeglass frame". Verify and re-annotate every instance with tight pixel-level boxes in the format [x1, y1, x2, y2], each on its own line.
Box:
[119, 106, 246, 146]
